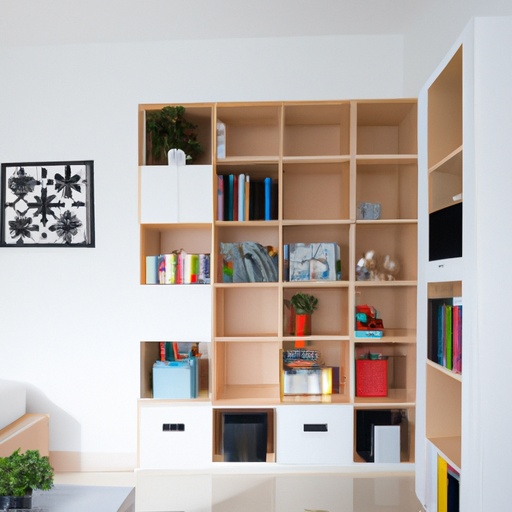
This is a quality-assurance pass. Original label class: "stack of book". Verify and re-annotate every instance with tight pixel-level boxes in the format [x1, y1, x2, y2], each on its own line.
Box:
[427, 297, 462, 373]
[217, 174, 277, 221]
[146, 252, 210, 285]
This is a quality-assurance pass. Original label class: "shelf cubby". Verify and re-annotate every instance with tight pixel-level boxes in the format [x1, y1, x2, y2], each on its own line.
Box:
[281, 338, 350, 403]
[282, 161, 350, 221]
[216, 104, 281, 159]
[213, 407, 275, 461]
[425, 362, 461, 468]
[355, 223, 418, 282]
[213, 342, 281, 403]
[428, 148, 462, 214]
[283, 285, 349, 337]
[140, 341, 210, 400]
[354, 342, 416, 404]
[356, 101, 417, 156]
[139, 104, 213, 166]
[140, 224, 212, 285]
[427, 46, 463, 170]
[283, 223, 350, 281]
[215, 285, 279, 338]
[283, 102, 350, 157]
[355, 284, 417, 340]
[356, 161, 418, 220]
[353, 406, 415, 463]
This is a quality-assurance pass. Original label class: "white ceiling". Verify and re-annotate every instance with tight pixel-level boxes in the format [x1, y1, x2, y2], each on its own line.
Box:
[0, 0, 429, 47]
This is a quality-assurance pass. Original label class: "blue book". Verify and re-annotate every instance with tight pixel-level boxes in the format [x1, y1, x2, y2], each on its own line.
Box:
[264, 177, 271, 220]
[437, 304, 444, 366]
[228, 174, 234, 221]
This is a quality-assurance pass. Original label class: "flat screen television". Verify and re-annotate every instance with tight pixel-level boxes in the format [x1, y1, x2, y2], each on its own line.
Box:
[429, 202, 463, 261]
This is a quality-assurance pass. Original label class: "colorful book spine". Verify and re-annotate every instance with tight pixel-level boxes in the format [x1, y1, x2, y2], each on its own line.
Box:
[233, 174, 238, 221]
[238, 173, 245, 221]
[445, 304, 453, 370]
[438, 455, 448, 512]
[245, 176, 250, 221]
[264, 177, 271, 220]
[228, 174, 234, 221]
[217, 175, 224, 221]
[145, 255, 159, 284]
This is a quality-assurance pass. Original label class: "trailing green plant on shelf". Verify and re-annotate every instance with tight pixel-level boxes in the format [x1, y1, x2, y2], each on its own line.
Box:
[146, 105, 203, 164]
[0, 448, 54, 498]
[290, 292, 319, 315]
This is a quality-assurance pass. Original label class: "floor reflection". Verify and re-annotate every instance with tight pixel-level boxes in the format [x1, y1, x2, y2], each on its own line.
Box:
[136, 472, 424, 512]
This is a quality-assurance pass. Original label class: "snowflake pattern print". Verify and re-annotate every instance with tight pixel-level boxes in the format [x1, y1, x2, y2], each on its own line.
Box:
[1, 161, 95, 246]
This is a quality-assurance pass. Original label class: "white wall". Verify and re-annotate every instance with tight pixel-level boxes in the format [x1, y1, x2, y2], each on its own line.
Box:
[0, 34, 404, 470]
[403, 0, 512, 96]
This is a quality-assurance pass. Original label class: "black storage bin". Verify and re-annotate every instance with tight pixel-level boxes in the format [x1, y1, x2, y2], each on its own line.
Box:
[222, 412, 268, 462]
[356, 409, 408, 462]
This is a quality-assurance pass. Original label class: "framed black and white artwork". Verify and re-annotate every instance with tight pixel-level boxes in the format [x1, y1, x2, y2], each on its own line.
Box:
[1, 160, 95, 247]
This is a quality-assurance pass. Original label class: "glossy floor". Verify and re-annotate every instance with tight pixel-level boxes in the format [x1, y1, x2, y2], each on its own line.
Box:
[55, 470, 425, 512]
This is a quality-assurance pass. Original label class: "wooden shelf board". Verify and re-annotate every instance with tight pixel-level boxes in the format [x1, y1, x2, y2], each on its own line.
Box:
[282, 335, 350, 342]
[356, 155, 418, 165]
[428, 145, 463, 174]
[282, 219, 352, 226]
[283, 155, 351, 164]
[281, 393, 350, 404]
[282, 281, 350, 289]
[213, 384, 281, 404]
[213, 282, 279, 289]
[354, 388, 414, 405]
[355, 219, 418, 225]
[355, 329, 416, 344]
[217, 156, 279, 164]
[215, 220, 279, 227]
[428, 435, 462, 470]
[426, 359, 462, 382]
[215, 336, 280, 343]
[355, 280, 417, 287]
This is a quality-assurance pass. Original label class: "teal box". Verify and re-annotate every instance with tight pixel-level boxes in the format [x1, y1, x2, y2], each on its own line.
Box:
[152, 359, 198, 399]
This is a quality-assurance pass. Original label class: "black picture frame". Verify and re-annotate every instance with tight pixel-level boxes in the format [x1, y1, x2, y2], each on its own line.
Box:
[1, 160, 95, 247]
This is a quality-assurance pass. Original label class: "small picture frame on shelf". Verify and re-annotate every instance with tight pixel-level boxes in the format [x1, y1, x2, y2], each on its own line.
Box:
[1, 160, 95, 247]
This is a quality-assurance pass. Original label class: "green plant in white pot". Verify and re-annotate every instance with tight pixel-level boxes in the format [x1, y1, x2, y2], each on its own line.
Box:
[146, 105, 203, 164]
[0, 448, 54, 509]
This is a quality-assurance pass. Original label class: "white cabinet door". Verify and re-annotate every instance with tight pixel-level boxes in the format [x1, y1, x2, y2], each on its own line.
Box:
[276, 404, 353, 465]
[138, 402, 212, 469]
[140, 165, 213, 224]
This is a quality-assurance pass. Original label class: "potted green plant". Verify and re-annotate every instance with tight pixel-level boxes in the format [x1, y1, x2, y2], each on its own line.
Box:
[146, 105, 203, 164]
[0, 448, 54, 509]
[290, 292, 318, 336]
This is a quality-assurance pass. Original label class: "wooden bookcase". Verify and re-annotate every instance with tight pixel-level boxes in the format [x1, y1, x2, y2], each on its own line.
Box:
[137, 99, 418, 468]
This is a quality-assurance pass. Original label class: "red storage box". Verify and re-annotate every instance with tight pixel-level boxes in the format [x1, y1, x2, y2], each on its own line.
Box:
[356, 359, 388, 397]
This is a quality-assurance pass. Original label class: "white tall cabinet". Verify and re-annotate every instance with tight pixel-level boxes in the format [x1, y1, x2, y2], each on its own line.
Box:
[416, 16, 512, 512]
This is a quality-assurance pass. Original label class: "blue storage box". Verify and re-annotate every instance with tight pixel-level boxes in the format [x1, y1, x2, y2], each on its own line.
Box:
[152, 358, 198, 399]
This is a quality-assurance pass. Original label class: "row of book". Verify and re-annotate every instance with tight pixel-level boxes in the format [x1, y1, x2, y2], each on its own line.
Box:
[217, 174, 278, 221]
[428, 297, 462, 373]
[437, 454, 460, 512]
[146, 252, 210, 285]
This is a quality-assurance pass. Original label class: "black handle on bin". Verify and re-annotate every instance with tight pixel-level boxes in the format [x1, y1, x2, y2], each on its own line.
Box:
[303, 423, 328, 432]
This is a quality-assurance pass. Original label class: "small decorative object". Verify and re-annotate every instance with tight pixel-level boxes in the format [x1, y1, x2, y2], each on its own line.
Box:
[357, 202, 381, 220]
[220, 242, 278, 283]
[146, 105, 203, 164]
[282, 349, 333, 396]
[0, 448, 54, 509]
[356, 250, 400, 281]
[381, 254, 400, 281]
[1, 161, 95, 247]
[167, 148, 187, 167]
[355, 304, 384, 338]
[290, 292, 318, 337]
[287, 243, 341, 282]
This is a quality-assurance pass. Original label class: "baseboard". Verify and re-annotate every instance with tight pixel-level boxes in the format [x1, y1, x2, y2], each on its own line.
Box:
[50, 451, 137, 472]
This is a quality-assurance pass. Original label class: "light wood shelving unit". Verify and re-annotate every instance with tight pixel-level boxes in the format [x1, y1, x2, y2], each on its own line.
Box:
[137, 99, 418, 468]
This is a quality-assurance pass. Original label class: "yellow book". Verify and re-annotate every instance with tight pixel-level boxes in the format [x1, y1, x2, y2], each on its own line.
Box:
[438, 455, 448, 512]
